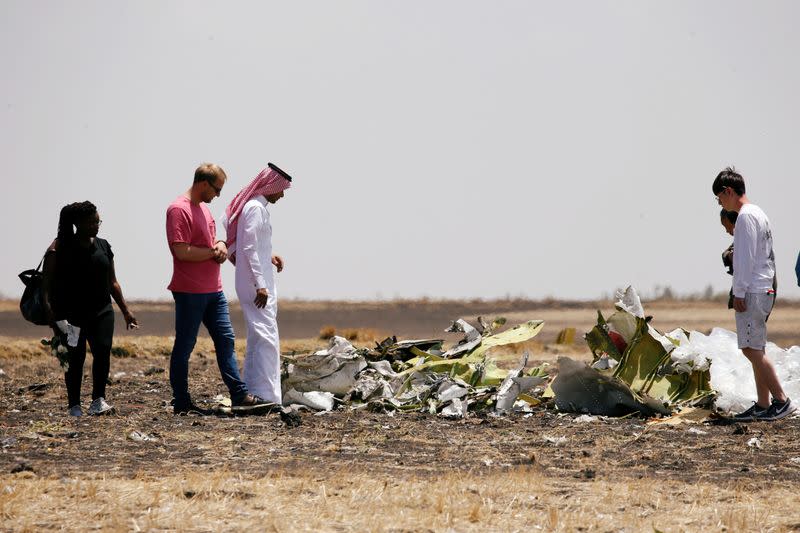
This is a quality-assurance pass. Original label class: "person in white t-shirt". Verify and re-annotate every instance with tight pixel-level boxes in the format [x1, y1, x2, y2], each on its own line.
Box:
[713, 167, 795, 421]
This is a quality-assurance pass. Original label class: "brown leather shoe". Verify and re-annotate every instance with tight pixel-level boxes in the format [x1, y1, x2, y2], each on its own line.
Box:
[231, 394, 278, 415]
[233, 393, 271, 407]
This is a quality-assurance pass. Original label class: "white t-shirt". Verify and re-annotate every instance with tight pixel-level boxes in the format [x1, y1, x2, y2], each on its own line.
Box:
[732, 203, 775, 297]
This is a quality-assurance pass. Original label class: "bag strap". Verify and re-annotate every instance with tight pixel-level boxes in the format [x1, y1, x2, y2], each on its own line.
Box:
[18, 253, 46, 286]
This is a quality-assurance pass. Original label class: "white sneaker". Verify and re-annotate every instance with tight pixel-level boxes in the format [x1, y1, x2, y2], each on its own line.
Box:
[68, 405, 83, 417]
[88, 397, 114, 415]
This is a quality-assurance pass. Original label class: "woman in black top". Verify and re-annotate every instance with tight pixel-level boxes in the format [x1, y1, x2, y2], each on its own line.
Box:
[42, 201, 138, 417]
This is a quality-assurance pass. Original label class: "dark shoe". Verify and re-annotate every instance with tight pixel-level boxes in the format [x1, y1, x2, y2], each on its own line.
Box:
[759, 398, 797, 421]
[174, 403, 213, 416]
[231, 394, 278, 415]
[732, 402, 769, 421]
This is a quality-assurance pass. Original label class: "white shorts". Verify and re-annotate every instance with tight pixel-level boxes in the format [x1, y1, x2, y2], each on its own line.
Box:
[735, 292, 775, 350]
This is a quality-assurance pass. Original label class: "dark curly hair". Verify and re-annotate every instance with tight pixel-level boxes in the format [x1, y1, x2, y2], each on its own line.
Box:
[57, 201, 98, 242]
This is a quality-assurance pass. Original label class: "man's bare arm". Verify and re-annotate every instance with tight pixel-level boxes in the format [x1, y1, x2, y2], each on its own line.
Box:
[171, 243, 216, 262]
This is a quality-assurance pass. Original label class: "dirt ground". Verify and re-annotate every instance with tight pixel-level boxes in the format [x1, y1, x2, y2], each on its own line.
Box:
[2, 299, 800, 531]
[4, 296, 800, 347]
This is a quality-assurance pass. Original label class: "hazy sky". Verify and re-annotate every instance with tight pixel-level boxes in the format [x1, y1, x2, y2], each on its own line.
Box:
[3, 1, 799, 302]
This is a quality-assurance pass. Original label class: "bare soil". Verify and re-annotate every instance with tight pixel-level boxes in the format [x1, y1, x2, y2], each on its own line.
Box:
[3, 299, 800, 531]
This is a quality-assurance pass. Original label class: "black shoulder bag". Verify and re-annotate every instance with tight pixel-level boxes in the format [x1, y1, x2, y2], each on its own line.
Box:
[18, 255, 48, 326]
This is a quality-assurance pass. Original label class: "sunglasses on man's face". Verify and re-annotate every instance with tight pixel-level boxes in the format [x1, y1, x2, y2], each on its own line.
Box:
[207, 180, 223, 194]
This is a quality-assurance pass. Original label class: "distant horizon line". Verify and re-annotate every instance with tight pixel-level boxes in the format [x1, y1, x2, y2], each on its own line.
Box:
[4, 294, 800, 307]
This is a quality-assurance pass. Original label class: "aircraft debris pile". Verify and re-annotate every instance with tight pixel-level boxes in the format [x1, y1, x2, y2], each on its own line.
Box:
[281, 318, 548, 417]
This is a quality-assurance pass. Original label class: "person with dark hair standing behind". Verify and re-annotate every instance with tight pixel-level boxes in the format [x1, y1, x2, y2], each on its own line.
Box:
[713, 167, 793, 421]
[720, 209, 738, 309]
[42, 201, 138, 417]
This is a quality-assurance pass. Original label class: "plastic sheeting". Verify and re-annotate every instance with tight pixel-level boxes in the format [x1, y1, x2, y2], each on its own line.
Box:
[668, 327, 800, 413]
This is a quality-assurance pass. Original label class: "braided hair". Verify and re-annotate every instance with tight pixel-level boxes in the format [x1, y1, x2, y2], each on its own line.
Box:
[56, 201, 98, 243]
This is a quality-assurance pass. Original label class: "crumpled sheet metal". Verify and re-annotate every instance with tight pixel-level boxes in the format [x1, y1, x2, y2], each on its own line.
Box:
[375, 337, 444, 361]
[281, 317, 547, 417]
[495, 353, 547, 413]
[578, 286, 715, 416]
[282, 337, 368, 398]
[396, 320, 545, 384]
[441, 398, 468, 419]
[350, 369, 396, 402]
[442, 319, 482, 358]
[470, 320, 545, 360]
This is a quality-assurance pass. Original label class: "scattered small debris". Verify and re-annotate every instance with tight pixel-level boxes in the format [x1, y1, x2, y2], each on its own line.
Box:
[732, 424, 749, 435]
[279, 408, 302, 427]
[543, 435, 567, 446]
[686, 427, 708, 435]
[213, 395, 232, 408]
[17, 383, 50, 395]
[127, 431, 158, 443]
[574, 415, 598, 424]
[747, 437, 762, 449]
[144, 367, 165, 376]
[11, 461, 34, 474]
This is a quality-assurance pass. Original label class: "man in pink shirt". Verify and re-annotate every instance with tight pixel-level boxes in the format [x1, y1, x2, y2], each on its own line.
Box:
[165, 163, 270, 415]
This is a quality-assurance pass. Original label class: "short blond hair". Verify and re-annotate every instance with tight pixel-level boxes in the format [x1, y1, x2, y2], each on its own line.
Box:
[193, 163, 227, 184]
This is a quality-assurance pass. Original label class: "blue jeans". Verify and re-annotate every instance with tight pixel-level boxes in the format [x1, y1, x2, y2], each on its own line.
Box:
[170, 291, 248, 407]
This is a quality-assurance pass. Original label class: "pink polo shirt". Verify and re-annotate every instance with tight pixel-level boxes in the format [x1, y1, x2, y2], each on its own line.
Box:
[165, 196, 223, 293]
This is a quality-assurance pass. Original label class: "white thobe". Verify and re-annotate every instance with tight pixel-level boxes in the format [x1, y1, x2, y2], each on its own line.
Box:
[234, 196, 281, 403]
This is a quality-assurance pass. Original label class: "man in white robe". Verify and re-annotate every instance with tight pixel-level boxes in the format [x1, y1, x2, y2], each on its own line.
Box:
[222, 163, 292, 404]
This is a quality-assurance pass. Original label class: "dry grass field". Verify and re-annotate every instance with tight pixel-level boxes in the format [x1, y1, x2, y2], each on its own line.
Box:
[2, 298, 800, 531]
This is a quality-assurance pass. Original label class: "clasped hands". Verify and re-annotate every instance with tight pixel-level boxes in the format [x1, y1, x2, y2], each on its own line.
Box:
[212, 241, 228, 263]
